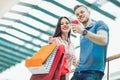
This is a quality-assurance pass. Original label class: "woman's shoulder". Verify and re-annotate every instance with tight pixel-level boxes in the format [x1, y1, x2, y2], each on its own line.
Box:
[49, 36, 60, 40]
[48, 36, 61, 44]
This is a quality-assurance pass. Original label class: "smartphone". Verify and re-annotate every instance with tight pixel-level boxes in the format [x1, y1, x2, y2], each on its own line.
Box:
[71, 20, 79, 24]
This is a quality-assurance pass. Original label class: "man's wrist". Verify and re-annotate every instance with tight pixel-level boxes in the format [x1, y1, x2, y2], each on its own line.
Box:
[82, 29, 88, 36]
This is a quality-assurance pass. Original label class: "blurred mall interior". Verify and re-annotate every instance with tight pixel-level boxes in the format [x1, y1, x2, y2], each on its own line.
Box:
[0, 0, 120, 80]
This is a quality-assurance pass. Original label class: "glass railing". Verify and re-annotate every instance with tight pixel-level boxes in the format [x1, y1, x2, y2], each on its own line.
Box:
[105, 53, 120, 80]
[70, 53, 120, 80]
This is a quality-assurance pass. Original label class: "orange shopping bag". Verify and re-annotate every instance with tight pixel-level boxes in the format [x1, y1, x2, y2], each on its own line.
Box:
[25, 43, 57, 74]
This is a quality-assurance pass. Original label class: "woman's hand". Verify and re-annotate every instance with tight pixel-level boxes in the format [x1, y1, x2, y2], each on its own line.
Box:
[72, 56, 79, 67]
[48, 36, 53, 44]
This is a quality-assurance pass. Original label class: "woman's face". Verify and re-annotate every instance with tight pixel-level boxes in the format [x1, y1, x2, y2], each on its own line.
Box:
[60, 18, 70, 34]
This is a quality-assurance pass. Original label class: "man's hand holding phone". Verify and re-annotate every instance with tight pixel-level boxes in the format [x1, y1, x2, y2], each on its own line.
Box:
[71, 20, 84, 34]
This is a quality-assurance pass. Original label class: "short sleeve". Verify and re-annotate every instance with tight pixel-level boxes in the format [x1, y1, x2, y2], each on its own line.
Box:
[96, 20, 109, 32]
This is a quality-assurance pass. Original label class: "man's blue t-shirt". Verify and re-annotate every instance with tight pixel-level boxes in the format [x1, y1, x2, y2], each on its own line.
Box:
[75, 20, 109, 73]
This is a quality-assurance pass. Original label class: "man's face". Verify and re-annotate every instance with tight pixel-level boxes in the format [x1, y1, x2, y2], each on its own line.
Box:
[75, 7, 90, 24]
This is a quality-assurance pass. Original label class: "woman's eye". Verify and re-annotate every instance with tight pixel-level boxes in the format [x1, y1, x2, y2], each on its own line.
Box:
[61, 23, 64, 25]
[66, 22, 69, 24]
[61, 22, 69, 25]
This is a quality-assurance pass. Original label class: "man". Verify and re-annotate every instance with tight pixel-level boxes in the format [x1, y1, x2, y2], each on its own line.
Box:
[71, 5, 109, 80]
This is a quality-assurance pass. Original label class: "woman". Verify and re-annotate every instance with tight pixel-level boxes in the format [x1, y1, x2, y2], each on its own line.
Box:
[49, 16, 77, 80]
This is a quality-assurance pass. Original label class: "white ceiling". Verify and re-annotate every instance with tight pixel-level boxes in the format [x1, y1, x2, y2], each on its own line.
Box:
[0, 0, 19, 18]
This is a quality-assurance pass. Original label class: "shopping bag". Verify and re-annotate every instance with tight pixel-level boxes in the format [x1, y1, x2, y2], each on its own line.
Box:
[61, 55, 69, 76]
[25, 43, 57, 74]
[30, 44, 65, 80]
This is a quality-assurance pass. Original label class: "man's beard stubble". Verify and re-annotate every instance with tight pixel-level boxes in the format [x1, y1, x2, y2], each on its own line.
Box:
[80, 17, 89, 27]
[82, 17, 89, 25]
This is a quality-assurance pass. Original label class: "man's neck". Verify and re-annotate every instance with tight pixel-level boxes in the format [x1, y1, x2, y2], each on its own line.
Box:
[83, 19, 92, 28]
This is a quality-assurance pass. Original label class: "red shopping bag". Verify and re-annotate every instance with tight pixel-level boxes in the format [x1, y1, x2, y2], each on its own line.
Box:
[30, 44, 65, 80]
[61, 55, 69, 76]
[53, 52, 69, 80]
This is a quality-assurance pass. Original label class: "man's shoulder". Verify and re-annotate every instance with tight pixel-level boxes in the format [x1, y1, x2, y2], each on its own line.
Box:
[95, 20, 105, 24]
[94, 20, 108, 27]
[95, 20, 109, 31]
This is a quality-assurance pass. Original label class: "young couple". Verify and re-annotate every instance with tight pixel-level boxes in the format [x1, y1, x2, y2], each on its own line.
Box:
[31, 4, 109, 80]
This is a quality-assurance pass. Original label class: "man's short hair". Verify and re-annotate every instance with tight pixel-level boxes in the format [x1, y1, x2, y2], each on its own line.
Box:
[74, 5, 88, 11]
